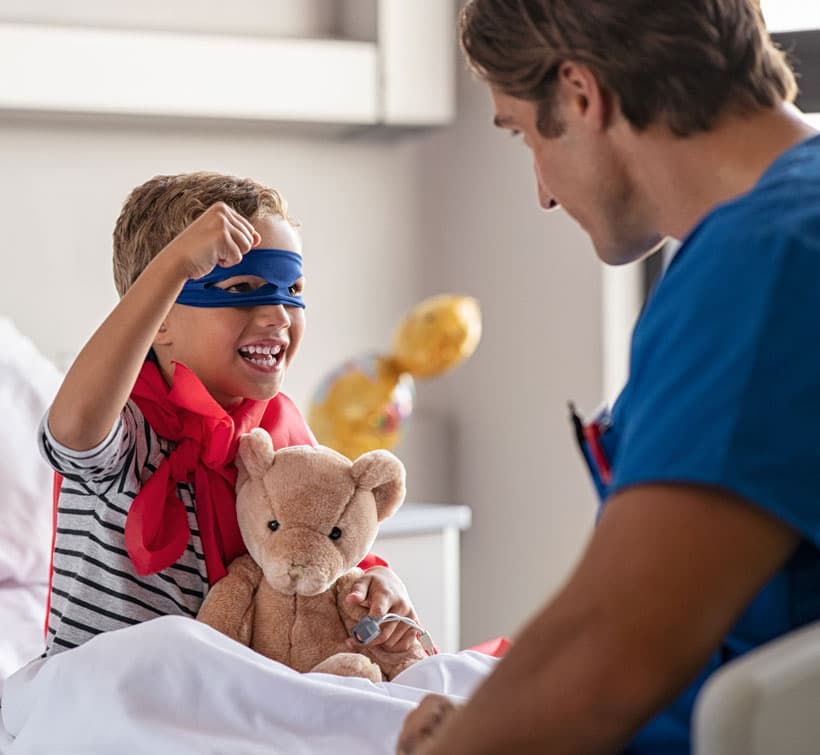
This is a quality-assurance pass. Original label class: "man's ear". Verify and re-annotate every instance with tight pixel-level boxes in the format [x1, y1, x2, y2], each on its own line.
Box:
[557, 60, 615, 130]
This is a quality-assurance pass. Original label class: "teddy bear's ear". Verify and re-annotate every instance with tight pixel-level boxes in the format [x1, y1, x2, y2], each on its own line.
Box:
[350, 450, 406, 522]
[236, 428, 276, 485]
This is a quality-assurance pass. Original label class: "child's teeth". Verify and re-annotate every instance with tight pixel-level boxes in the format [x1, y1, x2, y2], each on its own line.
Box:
[243, 345, 282, 355]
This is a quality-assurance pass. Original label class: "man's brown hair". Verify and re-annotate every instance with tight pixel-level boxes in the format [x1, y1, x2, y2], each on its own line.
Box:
[459, 0, 798, 138]
[112, 171, 293, 297]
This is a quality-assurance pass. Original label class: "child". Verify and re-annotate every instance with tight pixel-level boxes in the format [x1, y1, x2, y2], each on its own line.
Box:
[41, 172, 419, 657]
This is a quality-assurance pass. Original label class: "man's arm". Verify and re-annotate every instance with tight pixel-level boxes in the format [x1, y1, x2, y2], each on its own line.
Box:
[48, 203, 258, 451]
[399, 483, 800, 755]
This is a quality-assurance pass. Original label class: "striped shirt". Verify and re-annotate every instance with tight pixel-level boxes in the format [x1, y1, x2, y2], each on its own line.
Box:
[39, 401, 209, 655]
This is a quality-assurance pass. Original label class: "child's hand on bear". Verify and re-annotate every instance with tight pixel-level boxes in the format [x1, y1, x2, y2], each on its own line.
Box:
[163, 201, 261, 281]
[345, 566, 421, 652]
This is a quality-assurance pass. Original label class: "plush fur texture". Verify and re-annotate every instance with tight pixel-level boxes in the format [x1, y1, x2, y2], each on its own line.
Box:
[196, 428, 427, 681]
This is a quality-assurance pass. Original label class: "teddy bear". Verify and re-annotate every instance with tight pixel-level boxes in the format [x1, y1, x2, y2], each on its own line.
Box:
[196, 428, 428, 682]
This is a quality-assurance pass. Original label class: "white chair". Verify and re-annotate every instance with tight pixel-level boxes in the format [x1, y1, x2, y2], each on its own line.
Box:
[693, 619, 820, 755]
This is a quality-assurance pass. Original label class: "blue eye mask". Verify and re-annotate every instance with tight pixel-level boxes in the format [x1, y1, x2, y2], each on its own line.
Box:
[175, 248, 305, 309]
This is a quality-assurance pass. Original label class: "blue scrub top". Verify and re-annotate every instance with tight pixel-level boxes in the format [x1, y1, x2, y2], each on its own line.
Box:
[580, 134, 820, 754]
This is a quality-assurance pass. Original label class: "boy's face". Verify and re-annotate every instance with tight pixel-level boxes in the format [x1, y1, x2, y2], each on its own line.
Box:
[155, 215, 305, 408]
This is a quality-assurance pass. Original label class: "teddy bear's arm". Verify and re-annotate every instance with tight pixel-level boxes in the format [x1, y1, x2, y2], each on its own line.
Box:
[196, 554, 263, 646]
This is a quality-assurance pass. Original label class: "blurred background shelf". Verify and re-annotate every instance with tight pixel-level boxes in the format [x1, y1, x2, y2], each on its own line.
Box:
[0, 0, 455, 130]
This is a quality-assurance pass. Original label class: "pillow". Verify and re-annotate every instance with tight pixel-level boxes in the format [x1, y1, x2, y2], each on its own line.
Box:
[0, 582, 47, 693]
[0, 318, 62, 586]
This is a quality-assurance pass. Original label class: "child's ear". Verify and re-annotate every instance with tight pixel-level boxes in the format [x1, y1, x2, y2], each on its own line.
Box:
[153, 320, 172, 347]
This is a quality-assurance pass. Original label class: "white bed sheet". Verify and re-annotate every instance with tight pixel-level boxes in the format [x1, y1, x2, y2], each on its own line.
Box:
[0, 616, 495, 755]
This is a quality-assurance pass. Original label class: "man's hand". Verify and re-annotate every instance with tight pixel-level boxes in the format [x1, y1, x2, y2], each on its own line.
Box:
[163, 201, 260, 281]
[387, 483, 800, 754]
[345, 566, 420, 651]
[396, 694, 459, 754]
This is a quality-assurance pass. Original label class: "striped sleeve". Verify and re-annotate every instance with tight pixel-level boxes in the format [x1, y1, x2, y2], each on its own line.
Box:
[38, 402, 209, 655]
[39, 401, 163, 492]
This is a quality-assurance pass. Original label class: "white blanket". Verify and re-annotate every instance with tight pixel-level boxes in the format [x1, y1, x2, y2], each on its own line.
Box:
[0, 616, 495, 755]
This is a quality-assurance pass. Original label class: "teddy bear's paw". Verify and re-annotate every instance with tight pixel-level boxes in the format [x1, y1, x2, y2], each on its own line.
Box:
[363, 640, 428, 677]
[310, 652, 383, 683]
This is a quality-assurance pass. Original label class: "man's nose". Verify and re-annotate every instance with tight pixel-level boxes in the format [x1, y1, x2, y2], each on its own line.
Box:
[534, 164, 560, 211]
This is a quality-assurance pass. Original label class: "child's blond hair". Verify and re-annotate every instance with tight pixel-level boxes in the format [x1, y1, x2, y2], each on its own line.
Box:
[112, 171, 295, 297]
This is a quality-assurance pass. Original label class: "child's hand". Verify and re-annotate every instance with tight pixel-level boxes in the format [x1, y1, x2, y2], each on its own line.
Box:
[164, 202, 261, 281]
[345, 566, 421, 652]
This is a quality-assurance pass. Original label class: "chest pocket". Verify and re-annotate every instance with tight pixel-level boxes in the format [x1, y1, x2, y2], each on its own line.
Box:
[570, 402, 618, 505]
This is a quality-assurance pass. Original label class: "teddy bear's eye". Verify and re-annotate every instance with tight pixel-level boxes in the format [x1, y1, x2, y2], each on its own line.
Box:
[268, 520, 280, 532]
[329, 527, 342, 541]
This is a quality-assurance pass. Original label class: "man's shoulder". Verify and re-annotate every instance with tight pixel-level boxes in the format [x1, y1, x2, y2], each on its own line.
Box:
[637, 149, 820, 359]
[700, 140, 820, 251]
[674, 169, 820, 290]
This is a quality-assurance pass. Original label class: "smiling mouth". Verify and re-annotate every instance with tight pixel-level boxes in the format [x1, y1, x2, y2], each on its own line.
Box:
[237, 344, 284, 370]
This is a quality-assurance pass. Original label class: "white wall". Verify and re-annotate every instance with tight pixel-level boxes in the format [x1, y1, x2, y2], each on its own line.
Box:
[0, 119, 424, 407]
[1, 0, 613, 649]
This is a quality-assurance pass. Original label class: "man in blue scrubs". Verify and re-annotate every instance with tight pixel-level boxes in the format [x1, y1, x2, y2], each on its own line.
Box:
[397, 1, 820, 753]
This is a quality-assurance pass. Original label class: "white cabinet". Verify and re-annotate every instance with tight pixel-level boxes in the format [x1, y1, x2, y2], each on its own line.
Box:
[373, 503, 471, 654]
[0, 0, 455, 128]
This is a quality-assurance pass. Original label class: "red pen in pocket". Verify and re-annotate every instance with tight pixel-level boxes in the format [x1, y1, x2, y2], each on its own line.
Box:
[569, 402, 613, 487]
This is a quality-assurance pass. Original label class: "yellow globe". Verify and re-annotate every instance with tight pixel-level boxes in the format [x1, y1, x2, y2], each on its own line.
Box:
[308, 353, 415, 460]
[392, 294, 482, 378]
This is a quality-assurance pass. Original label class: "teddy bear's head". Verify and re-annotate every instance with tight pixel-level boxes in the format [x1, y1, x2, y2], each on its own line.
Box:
[235, 428, 406, 597]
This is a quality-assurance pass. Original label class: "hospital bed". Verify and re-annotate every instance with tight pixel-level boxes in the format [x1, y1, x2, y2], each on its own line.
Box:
[0, 317, 494, 755]
[4, 316, 819, 754]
